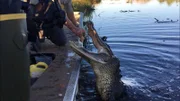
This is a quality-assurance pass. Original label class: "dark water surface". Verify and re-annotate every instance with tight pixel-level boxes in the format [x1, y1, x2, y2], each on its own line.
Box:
[77, 0, 180, 101]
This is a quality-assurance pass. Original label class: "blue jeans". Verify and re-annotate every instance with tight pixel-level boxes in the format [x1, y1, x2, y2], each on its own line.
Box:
[44, 26, 67, 46]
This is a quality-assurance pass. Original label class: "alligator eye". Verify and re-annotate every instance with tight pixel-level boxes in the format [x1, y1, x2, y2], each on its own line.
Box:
[101, 36, 107, 41]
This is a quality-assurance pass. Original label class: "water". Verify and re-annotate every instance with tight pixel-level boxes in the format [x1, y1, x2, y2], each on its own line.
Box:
[77, 0, 180, 101]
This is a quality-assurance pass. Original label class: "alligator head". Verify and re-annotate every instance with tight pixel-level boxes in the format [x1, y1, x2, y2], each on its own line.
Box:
[70, 21, 124, 101]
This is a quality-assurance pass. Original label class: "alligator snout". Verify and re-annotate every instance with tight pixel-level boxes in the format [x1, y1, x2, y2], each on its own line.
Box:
[70, 21, 124, 101]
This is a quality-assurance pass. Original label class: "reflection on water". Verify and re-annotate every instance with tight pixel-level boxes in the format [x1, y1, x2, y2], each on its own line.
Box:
[103, 0, 179, 5]
[126, 0, 179, 5]
[157, 0, 180, 5]
[72, 0, 99, 19]
[126, 0, 151, 4]
[77, 0, 180, 101]
[72, 0, 179, 20]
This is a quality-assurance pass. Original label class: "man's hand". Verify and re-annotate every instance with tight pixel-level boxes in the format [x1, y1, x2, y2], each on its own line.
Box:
[72, 27, 85, 42]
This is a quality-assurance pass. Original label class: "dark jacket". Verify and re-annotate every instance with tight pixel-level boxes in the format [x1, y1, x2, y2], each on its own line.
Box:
[24, 0, 66, 43]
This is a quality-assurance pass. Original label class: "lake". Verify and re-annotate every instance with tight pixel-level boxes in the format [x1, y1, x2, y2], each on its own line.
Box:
[77, 0, 180, 101]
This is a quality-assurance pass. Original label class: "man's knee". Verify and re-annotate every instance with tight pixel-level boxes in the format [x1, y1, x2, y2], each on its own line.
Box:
[46, 27, 67, 46]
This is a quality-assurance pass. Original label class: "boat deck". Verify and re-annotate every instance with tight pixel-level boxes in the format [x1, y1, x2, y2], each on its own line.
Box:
[30, 12, 83, 101]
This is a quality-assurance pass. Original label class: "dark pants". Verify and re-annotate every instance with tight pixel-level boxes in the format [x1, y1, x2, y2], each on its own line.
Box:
[26, 5, 38, 42]
[44, 26, 67, 46]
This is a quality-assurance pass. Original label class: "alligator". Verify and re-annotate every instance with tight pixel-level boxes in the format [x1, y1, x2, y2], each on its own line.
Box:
[70, 21, 124, 101]
[154, 18, 179, 23]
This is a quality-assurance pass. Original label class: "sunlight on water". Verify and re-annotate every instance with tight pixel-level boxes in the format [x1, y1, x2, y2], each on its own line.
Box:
[122, 77, 143, 87]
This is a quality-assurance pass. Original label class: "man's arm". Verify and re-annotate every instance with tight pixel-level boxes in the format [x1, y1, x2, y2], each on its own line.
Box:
[64, 17, 85, 42]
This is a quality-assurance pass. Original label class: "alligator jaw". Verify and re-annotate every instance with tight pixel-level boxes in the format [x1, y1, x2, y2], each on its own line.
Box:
[86, 21, 114, 57]
[69, 41, 106, 64]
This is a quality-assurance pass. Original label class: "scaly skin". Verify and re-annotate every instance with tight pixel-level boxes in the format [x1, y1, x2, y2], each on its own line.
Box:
[69, 21, 124, 101]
